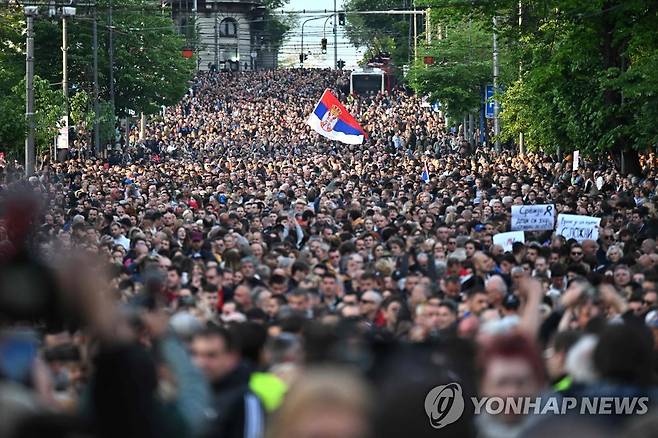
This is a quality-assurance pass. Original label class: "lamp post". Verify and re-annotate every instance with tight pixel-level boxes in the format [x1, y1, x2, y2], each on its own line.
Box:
[300, 15, 331, 66]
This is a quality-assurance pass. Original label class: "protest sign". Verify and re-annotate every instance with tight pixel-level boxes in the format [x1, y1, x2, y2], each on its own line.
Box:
[493, 231, 525, 252]
[556, 214, 601, 242]
[511, 204, 555, 231]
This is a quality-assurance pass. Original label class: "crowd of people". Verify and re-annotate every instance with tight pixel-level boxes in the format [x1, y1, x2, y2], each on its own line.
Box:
[1, 68, 658, 438]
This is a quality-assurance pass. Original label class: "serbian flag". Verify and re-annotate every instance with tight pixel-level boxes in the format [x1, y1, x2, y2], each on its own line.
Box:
[307, 89, 367, 145]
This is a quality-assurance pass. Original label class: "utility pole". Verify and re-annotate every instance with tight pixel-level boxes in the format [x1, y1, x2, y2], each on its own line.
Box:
[425, 8, 431, 44]
[518, 0, 525, 155]
[413, 6, 417, 62]
[62, 14, 68, 105]
[493, 16, 500, 152]
[24, 7, 37, 176]
[109, 0, 115, 113]
[333, 0, 337, 69]
[59, 7, 75, 162]
[214, 15, 218, 69]
[93, 11, 100, 155]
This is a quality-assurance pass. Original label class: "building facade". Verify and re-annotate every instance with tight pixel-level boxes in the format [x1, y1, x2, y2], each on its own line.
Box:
[171, 0, 278, 71]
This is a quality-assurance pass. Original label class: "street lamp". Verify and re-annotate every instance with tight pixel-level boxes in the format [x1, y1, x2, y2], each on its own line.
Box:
[300, 15, 330, 67]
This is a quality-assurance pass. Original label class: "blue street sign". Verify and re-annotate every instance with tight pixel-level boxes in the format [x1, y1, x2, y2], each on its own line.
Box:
[485, 85, 495, 119]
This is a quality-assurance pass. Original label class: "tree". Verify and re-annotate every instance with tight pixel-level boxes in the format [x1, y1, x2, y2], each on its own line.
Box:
[0, 0, 196, 158]
[344, 0, 412, 66]
[413, 0, 658, 174]
[409, 14, 493, 122]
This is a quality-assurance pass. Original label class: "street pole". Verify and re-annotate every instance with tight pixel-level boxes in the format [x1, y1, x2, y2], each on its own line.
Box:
[413, 6, 417, 62]
[214, 15, 218, 69]
[93, 12, 100, 155]
[518, 0, 525, 155]
[62, 15, 68, 106]
[493, 16, 500, 152]
[333, 0, 337, 69]
[109, 0, 115, 113]
[25, 8, 36, 176]
[300, 16, 329, 67]
[425, 8, 431, 44]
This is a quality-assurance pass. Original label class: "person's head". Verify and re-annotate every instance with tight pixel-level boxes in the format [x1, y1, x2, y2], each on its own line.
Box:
[415, 303, 442, 334]
[320, 273, 338, 297]
[472, 251, 495, 276]
[233, 284, 253, 310]
[288, 289, 310, 313]
[166, 266, 182, 290]
[380, 296, 402, 327]
[359, 290, 383, 320]
[613, 265, 631, 287]
[606, 245, 623, 263]
[270, 274, 289, 295]
[191, 326, 240, 382]
[479, 333, 545, 421]
[533, 256, 548, 275]
[436, 300, 458, 330]
[442, 275, 461, 298]
[526, 245, 539, 263]
[581, 239, 598, 257]
[110, 222, 123, 238]
[569, 244, 584, 263]
[485, 275, 507, 308]
[545, 330, 581, 381]
[465, 286, 489, 316]
[205, 266, 221, 287]
[267, 368, 371, 438]
[594, 323, 654, 387]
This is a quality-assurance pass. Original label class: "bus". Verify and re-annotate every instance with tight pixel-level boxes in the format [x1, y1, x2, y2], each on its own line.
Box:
[350, 69, 393, 95]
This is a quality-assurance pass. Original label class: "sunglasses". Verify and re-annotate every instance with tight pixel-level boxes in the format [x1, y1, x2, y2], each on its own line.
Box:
[644, 300, 656, 306]
[360, 299, 376, 305]
[571, 251, 583, 256]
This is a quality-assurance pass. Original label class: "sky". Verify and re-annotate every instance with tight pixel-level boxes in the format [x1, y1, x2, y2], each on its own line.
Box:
[278, 0, 363, 69]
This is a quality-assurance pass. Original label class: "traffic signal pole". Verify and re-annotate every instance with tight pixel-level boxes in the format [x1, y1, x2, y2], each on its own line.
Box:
[333, 0, 337, 69]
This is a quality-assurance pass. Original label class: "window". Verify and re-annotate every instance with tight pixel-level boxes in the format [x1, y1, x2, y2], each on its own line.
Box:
[220, 18, 237, 37]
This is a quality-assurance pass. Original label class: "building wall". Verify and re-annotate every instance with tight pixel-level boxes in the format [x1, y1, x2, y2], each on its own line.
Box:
[173, 0, 278, 72]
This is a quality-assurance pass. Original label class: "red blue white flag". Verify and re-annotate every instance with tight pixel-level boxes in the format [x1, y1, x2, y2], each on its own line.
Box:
[307, 89, 367, 145]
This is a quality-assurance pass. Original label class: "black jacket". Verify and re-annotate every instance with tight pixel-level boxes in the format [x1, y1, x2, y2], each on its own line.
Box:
[205, 363, 264, 438]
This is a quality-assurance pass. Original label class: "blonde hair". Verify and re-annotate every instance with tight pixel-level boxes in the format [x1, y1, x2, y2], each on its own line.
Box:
[268, 367, 371, 438]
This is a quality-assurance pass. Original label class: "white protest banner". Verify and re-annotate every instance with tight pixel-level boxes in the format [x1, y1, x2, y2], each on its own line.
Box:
[511, 204, 555, 231]
[493, 231, 525, 252]
[573, 150, 580, 171]
[556, 214, 601, 242]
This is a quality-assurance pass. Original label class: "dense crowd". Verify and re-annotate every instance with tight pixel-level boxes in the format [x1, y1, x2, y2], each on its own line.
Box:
[1, 68, 658, 438]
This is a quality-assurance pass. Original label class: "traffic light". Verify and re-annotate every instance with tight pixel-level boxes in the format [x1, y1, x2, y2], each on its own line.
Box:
[337, 59, 345, 69]
[321, 38, 327, 53]
[338, 13, 345, 26]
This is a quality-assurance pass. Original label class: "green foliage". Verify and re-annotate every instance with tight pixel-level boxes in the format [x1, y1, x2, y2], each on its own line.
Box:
[70, 90, 94, 129]
[409, 14, 494, 120]
[411, 0, 658, 171]
[252, 0, 292, 49]
[0, 0, 197, 159]
[344, 0, 411, 66]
